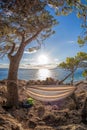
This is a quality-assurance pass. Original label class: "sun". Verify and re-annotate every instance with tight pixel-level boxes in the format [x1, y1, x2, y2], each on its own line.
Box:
[37, 54, 49, 65]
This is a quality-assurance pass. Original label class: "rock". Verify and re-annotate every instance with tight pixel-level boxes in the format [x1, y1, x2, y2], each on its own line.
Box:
[27, 80, 36, 85]
[52, 105, 59, 110]
[43, 113, 56, 126]
[34, 125, 54, 130]
[0, 113, 23, 130]
[35, 80, 41, 85]
[0, 80, 6, 85]
[11, 125, 21, 130]
[56, 124, 87, 130]
[81, 97, 87, 124]
[28, 120, 37, 128]
[17, 80, 26, 87]
[0, 80, 87, 130]
[28, 113, 33, 118]
[43, 108, 82, 127]
[75, 91, 86, 110]
[0, 106, 8, 115]
[37, 106, 45, 118]
[26, 78, 57, 86]
[0, 117, 6, 125]
[43, 113, 66, 126]
[60, 96, 76, 110]
[0, 85, 7, 92]
[38, 121, 45, 125]
[11, 108, 28, 121]
[66, 110, 82, 124]
[74, 81, 84, 86]
[83, 80, 87, 84]
[45, 77, 56, 85]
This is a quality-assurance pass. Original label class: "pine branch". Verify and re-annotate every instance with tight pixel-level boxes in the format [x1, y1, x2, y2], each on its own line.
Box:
[8, 42, 15, 59]
[24, 29, 42, 46]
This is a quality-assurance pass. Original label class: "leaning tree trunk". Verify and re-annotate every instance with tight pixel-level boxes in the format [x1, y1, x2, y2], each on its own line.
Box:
[58, 72, 72, 84]
[71, 71, 74, 85]
[58, 67, 77, 85]
[7, 45, 24, 107]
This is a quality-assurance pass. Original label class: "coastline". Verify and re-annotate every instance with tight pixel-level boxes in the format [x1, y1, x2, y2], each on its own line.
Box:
[0, 68, 85, 83]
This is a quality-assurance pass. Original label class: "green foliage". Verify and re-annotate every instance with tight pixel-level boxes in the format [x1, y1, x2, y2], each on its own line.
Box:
[55, 10, 61, 16]
[77, 12, 82, 18]
[77, 36, 85, 46]
[59, 57, 78, 83]
[0, 0, 58, 57]
[59, 52, 87, 83]
[59, 52, 87, 72]
[84, 36, 87, 41]
[82, 70, 87, 77]
[76, 52, 87, 61]
[27, 98, 34, 105]
[0, 0, 87, 57]
[59, 57, 79, 71]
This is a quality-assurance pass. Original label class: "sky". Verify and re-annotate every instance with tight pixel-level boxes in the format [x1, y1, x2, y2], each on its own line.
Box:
[0, 6, 87, 69]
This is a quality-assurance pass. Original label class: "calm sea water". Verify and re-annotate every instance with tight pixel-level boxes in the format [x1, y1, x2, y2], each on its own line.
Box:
[0, 68, 85, 83]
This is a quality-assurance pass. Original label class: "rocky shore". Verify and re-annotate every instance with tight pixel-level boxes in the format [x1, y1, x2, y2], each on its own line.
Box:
[0, 78, 87, 130]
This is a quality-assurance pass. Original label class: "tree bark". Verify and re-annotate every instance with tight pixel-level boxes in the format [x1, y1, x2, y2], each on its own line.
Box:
[71, 71, 74, 85]
[7, 44, 25, 107]
[58, 72, 72, 84]
[59, 67, 77, 85]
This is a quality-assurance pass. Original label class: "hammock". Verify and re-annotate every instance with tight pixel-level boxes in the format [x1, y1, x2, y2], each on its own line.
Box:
[26, 85, 76, 102]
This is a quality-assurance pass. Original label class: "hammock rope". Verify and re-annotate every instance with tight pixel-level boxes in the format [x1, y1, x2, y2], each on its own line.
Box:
[26, 85, 76, 102]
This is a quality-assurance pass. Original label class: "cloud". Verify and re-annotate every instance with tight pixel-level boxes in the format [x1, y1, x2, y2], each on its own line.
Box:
[21, 57, 35, 64]
[0, 63, 8, 68]
[67, 40, 75, 44]
[24, 50, 37, 54]
[19, 64, 57, 69]
[22, 58, 29, 62]
[24, 51, 31, 54]
[54, 58, 59, 62]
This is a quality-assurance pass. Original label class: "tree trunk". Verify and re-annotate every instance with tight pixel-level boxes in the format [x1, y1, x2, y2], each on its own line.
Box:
[59, 68, 77, 85]
[7, 57, 19, 107]
[7, 45, 24, 107]
[58, 72, 72, 84]
[71, 71, 74, 85]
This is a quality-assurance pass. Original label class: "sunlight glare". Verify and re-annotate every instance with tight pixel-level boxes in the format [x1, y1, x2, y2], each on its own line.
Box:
[37, 69, 51, 80]
[37, 54, 49, 65]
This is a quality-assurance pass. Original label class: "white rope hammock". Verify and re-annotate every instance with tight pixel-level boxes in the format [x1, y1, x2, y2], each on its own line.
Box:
[26, 85, 76, 102]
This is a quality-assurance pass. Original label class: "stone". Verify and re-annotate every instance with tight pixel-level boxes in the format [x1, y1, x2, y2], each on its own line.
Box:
[38, 121, 45, 125]
[43, 113, 66, 126]
[37, 106, 45, 118]
[56, 124, 87, 130]
[28, 120, 37, 128]
[34, 125, 54, 130]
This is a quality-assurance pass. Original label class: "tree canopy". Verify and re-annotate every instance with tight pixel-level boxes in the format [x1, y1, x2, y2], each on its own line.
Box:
[0, 0, 87, 58]
[82, 69, 87, 79]
[59, 52, 87, 70]
[0, 0, 58, 58]
[59, 52, 87, 84]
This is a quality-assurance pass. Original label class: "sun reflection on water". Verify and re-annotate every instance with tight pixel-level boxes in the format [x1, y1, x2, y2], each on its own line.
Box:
[37, 69, 51, 80]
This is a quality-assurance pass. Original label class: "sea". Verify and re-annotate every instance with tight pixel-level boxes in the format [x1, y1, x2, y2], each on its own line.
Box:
[0, 68, 85, 83]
